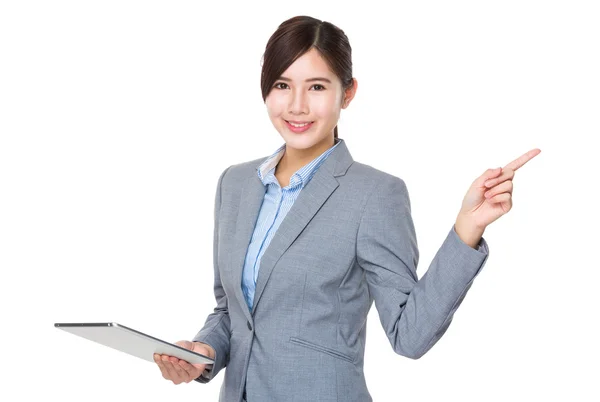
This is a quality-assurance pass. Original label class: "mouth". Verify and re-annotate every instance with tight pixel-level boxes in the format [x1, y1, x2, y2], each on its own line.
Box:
[284, 119, 314, 133]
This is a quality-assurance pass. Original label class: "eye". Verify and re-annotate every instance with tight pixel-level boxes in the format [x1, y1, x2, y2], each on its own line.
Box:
[272, 82, 326, 91]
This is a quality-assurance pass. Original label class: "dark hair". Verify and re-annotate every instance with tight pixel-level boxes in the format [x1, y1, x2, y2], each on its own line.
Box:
[260, 16, 353, 140]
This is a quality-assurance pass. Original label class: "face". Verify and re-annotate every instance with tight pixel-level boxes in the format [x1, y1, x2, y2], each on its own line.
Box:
[265, 48, 356, 155]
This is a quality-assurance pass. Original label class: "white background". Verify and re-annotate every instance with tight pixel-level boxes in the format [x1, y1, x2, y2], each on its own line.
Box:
[1, 1, 598, 401]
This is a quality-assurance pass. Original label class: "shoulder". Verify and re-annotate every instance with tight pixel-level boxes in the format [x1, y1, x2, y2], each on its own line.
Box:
[347, 161, 409, 192]
[216, 155, 268, 186]
[347, 162, 412, 215]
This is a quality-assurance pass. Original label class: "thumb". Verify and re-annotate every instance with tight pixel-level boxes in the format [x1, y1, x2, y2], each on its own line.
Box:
[175, 340, 194, 350]
[177, 340, 207, 371]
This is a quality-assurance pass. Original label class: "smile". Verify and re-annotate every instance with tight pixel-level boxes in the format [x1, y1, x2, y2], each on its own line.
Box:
[285, 120, 314, 133]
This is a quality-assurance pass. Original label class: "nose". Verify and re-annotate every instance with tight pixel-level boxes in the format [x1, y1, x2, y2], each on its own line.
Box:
[288, 89, 309, 115]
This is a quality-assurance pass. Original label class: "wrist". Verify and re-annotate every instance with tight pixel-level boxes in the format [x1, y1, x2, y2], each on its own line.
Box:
[454, 214, 485, 249]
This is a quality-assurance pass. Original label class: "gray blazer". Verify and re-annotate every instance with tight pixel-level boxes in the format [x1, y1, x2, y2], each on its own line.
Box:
[193, 138, 489, 402]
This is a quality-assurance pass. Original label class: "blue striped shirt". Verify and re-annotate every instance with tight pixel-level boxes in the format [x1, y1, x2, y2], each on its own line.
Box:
[241, 138, 341, 312]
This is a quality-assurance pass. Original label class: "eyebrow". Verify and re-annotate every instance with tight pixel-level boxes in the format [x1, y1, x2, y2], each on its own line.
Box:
[278, 76, 332, 84]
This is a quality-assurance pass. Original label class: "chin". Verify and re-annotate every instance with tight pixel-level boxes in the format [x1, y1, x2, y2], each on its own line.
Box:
[281, 136, 315, 149]
[283, 131, 318, 143]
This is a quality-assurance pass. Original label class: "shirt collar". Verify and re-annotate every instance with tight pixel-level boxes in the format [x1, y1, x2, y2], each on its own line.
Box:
[257, 138, 341, 189]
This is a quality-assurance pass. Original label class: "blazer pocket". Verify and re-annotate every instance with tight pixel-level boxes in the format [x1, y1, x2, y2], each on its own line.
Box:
[289, 336, 355, 363]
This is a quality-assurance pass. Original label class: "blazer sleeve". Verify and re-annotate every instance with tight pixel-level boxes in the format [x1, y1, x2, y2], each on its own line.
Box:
[356, 175, 489, 359]
[192, 165, 232, 383]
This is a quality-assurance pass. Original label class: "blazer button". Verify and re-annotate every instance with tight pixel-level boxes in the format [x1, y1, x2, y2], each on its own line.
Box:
[247, 321, 252, 331]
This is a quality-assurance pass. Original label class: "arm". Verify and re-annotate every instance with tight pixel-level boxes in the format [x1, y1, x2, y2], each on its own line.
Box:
[356, 176, 489, 359]
[193, 165, 232, 383]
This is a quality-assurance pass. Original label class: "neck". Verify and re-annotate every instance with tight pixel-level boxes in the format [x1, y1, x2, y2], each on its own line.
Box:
[277, 136, 336, 174]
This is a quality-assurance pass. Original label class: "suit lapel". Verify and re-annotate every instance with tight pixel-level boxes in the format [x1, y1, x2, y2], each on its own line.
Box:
[229, 174, 265, 322]
[230, 139, 354, 321]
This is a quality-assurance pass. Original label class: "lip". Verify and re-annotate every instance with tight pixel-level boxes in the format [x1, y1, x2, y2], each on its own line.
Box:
[286, 120, 313, 124]
[285, 119, 314, 133]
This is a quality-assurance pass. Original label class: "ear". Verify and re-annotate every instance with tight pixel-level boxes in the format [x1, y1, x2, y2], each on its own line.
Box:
[341, 78, 358, 109]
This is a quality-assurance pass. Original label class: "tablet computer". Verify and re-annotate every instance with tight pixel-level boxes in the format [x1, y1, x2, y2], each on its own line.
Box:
[55, 322, 214, 365]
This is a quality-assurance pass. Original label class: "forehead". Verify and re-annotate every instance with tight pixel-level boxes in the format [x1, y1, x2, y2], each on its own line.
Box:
[280, 48, 337, 82]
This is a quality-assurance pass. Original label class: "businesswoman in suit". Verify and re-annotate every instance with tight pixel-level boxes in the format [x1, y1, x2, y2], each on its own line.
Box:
[153, 15, 540, 402]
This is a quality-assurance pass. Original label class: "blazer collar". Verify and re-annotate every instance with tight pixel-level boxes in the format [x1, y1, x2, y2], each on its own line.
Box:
[230, 138, 354, 322]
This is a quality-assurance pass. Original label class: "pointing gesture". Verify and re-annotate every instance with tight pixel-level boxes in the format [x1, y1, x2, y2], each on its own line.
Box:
[455, 148, 542, 243]
[502, 148, 542, 171]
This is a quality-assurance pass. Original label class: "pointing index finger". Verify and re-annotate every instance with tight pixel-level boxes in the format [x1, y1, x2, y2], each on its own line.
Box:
[504, 148, 541, 172]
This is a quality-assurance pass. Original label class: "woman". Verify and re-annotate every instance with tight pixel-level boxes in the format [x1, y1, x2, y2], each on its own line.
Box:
[153, 15, 540, 402]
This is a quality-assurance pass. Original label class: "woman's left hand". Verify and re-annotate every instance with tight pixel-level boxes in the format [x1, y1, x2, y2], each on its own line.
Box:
[457, 148, 542, 231]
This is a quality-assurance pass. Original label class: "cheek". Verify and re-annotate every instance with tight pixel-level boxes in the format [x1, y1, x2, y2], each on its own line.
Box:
[312, 96, 341, 120]
[266, 96, 285, 118]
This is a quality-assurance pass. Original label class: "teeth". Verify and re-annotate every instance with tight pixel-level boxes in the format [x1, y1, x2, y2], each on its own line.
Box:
[288, 121, 311, 128]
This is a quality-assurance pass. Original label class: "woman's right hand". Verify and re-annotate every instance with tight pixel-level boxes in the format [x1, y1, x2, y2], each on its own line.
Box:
[154, 341, 215, 384]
